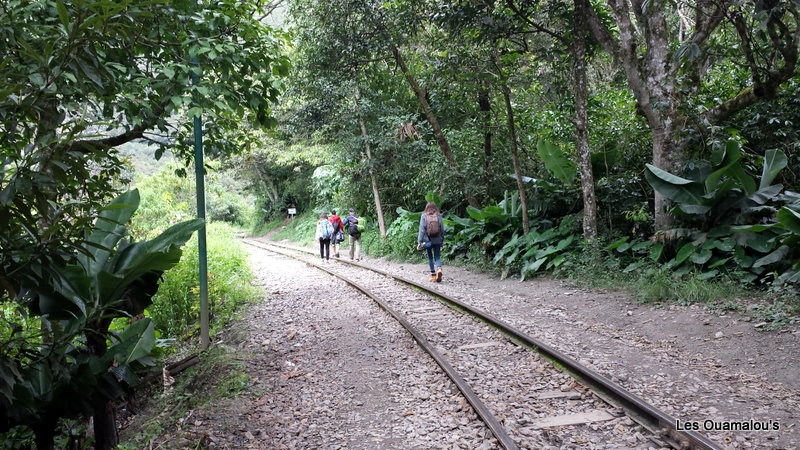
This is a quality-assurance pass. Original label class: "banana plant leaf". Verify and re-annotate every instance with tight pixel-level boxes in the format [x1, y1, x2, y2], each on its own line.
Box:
[77, 190, 140, 277]
[644, 164, 706, 205]
[761, 149, 788, 190]
[537, 139, 576, 185]
[777, 206, 800, 235]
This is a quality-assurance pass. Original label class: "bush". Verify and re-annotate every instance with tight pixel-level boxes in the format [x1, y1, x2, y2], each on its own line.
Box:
[146, 222, 260, 338]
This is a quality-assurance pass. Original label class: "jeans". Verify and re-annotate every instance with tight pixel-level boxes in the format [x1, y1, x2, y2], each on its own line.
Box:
[423, 241, 441, 273]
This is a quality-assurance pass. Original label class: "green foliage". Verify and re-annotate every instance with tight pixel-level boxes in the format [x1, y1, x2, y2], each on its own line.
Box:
[492, 216, 582, 280]
[132, 164, 256, 238]
[268, 210, 319, 242]
[1, 190, 201, 447]
[368, 207, 422, 260]
[147, 222, 259, 338]
[639, 142, 800, 286]
[118, 142, 175, 177]
[237, 142, 327, 222]
[3, 0, 288, 156]
[633, 267, 740, 305]
[645, 141, 784, 228]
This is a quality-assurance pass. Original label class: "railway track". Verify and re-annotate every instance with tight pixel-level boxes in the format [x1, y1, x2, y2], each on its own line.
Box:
[244, 239, 723, 450]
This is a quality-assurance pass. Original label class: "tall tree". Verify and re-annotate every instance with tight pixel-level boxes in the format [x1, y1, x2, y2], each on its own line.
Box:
[572, 0, 597, 239]
[354, 85, 388, 236]
[493, 44, 532, 234]
[472, 0, 599, 238]
[584, 0, 800, 231]
[290, 0, 481, 208]
[1, 0, 288, 447]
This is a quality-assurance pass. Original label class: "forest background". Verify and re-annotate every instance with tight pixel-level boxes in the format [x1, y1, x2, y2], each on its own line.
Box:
[2, 0, 800, 448]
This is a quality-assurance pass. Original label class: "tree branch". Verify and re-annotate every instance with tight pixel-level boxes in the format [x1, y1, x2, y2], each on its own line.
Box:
[504, 0, 569, 47]
[705, 7, 799, 123]
[582, 0, 621, 63]
[62, 105, 166, 154]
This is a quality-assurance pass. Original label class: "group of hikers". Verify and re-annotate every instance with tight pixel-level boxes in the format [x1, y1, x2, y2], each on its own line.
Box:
[314, 202, 445, 282]
[315, 208, 361, 262]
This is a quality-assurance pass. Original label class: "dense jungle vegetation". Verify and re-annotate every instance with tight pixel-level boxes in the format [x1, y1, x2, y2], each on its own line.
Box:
[2, 0, 800, 448]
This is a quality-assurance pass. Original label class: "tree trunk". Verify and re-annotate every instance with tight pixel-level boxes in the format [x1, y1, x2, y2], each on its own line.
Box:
[584, 0, 681, 231]
[354, 86, 387, 238]
[583, 0, 799, 232]
[478, 84, 493, 201]
[31, 415, 58, 450]
[651, 127, 682, 232]
[86, 321, 119, 450]
[390, 44, 480, 208]
[493, 46, 530, 235]
[92, 401, 119, 450]
[573, 0, 597, 240]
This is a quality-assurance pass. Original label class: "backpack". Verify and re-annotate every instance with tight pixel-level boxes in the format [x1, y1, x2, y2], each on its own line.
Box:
[332, 218, 341, 233]
[348, 216, 360, 236]
[425, 212, 440, 237]
[320, 220, 333, 239]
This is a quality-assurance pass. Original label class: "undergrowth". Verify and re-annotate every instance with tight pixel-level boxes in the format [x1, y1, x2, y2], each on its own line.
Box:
[146, 222, 260, 339]
[117, 346, 252, 450]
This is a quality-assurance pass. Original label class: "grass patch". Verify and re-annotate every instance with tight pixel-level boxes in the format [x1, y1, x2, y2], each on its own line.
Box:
[266, 210, 317, 243]
[147, 222, 261, 339]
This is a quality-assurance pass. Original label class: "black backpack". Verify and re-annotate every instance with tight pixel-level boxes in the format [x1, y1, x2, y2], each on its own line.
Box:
[332, 218, 341, 233]
[348, 216, 360, 236]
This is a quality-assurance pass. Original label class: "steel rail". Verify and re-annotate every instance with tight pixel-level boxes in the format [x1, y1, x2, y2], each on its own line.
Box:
[246, 241, 519, 450]
[249, 240, 723, 450]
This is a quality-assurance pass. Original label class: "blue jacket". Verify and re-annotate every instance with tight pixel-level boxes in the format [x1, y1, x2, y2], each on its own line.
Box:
[418, 213, 444, 245]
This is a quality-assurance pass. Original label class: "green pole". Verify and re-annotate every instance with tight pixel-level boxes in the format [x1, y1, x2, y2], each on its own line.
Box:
[191, 0, 210, 350]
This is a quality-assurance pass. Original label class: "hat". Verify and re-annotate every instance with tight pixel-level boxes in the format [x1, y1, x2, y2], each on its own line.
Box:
[349, 208, 355, 212]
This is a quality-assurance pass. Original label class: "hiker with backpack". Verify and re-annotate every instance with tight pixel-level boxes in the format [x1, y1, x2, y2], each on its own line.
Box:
[342, 207, 362, 261]
[329, 210, 345, 258]
[417, 202, 445, 282]
[316, 212, 333, 263]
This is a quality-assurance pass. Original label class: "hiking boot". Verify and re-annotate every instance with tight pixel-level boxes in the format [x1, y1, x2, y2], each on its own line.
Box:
[429, 273, 437, 282]
[335, 253, 340, 258]
[436, 268, 443, 282]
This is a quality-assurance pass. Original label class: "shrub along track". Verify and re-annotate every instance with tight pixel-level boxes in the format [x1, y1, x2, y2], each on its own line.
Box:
[244, 239, 723, 450]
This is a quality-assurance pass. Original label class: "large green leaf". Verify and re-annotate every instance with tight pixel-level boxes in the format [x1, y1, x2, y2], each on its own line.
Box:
[78, 190, 140, 276]
[604, 236, 629, 251]
[690, 248, 713, 265]
[113, 318, 156, 365]
[760, 149, 788, 190]
[704, 155, 742, 193]
[753, 245, 790, 268]
[644, 164, 705, 205]
[537, 139, 576, 185]
[674, 242, 696, 264]
[728, 163, 756, 195]
[112, 218, 203, 273]
[777, 206, 800, 235]
[520, 257, 548, 280]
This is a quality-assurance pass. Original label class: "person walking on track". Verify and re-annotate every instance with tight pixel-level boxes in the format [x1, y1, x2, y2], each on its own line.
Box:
[316, 212, 333, 263]
[416, 202, 444, 282]
[329, 210, 345, 258]
[342, 208, 362, 261]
